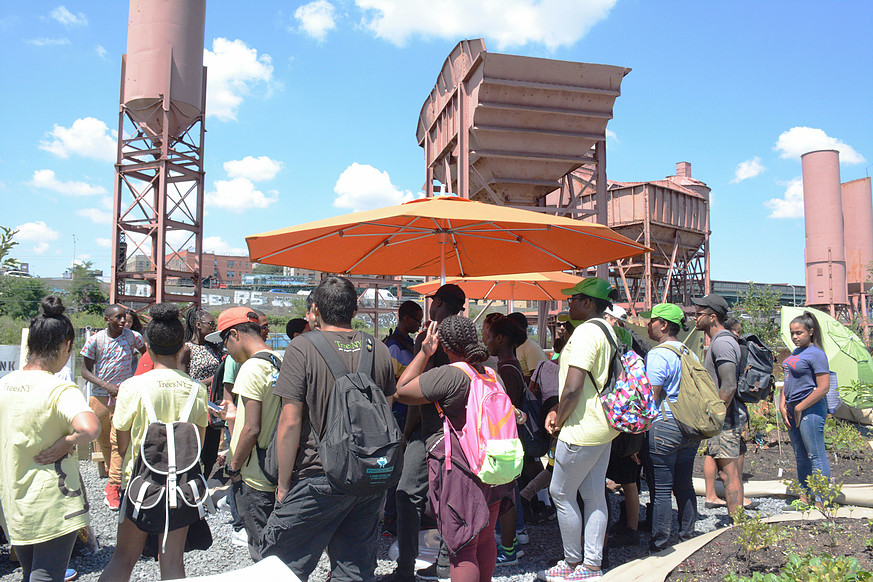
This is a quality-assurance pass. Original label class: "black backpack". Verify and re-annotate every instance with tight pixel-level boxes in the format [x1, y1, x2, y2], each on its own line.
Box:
[124, 383, 214, 552]
[736, 333, 775, 404]
[303, 331, 402, 496]
[246, 352, 283, 486]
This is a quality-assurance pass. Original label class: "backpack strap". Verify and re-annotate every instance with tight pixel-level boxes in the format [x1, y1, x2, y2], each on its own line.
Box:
[140, 388, 159, 424]
[303, 331, 352, 379]
[249, 351, 282, 370]
[651, 342, 688, 416]
[356, 334, 376, 378]
[586, 319, 619, 394]
[178, 380, 202, 423]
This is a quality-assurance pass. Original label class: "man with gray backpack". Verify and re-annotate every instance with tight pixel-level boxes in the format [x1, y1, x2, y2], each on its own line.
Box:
[261, 276, 399, 581]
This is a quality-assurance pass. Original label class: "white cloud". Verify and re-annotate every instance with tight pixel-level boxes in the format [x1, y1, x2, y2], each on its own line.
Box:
[27, 37, 70, 47]
[605, 129, 618, 143]
[77, 208, 112, 224]
[333, 162, 420, 211]
[29, 169, 106, 196]
[204, 38, 274, 122]
[295, 1, 337, 41]
[206, 178, 279, 212]
[223, 156, 283, 181]
[356, 0, 616, 50]
[14, 221, 60, 254]
[95, 238, 111, 248]
[39, 117, 116, 162]
[764, 177, 804, 219]
[50, 6, 87, 26]
[731, 156, 765, 183]
[774, 127, 866, 164]
[203, 236, 248, 256]
[96, 45, 107, 59]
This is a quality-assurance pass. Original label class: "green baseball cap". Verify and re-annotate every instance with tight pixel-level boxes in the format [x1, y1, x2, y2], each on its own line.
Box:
[561, 277, 615, 300]
[640, 303, 685, 325]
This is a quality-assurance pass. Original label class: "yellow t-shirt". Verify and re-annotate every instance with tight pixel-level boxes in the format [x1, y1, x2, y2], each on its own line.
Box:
[230, 350, 283, 492]
[0, 370, 92, 544]
[516, 338, 547, 378]
[557, 318, 619, 446]
[113, 368, 209, 489]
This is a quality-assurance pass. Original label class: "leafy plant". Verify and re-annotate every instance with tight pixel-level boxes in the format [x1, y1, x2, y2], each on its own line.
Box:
[725, 552, 872, 582]
[0, 275, 49, 319]
[824, 417, 867, 459]
[748, 401, 779, 441]
[785, 469, 843, 545]
[781, 552, 871, 582]
[840, 381, 873, 409]
[731, 508, 787, 570]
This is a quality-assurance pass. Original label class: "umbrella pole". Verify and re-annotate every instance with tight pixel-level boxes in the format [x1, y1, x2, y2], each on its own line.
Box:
[440, 232, 447, 285]
[472, 300, 496, 323]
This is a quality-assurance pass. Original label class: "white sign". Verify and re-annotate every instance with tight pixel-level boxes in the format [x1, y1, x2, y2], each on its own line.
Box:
[0, 346, 22, 379]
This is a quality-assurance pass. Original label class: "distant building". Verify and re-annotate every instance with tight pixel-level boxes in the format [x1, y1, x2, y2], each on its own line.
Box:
[165, 250, 253, 287]
[126, 253, 152, 273]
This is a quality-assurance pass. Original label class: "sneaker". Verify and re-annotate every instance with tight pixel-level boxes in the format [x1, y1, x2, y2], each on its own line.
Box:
[495, 545, 518, 567]
[103, 483, 121, 511]
[416, 562, 449, 581]
[231, 528, 248, 548]
[64, 568, 78, 582]
[565, 565, 602, 580]
[381, 516, 397, 537]
[538, 560, 574, 582]
[516, 529, 529, 545]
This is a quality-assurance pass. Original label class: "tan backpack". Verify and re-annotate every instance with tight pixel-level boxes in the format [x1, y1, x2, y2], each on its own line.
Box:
[655, 343, 725, 439]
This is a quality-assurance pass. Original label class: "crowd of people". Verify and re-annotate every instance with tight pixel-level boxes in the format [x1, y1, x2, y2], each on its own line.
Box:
[0, 275, 833, 582]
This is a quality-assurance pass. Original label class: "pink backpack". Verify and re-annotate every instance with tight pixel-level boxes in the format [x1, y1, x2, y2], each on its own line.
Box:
[436, 362, 524, 485]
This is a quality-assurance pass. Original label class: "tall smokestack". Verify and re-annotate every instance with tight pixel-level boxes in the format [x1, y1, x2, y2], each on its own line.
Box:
[802, 149, 848, 309]
[842, 177, 873, 289]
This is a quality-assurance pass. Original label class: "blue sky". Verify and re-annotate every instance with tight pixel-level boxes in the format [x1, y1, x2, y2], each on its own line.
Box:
[1, 0, 870, 286]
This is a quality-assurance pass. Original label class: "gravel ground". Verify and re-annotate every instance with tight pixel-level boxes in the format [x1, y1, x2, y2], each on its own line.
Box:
[0, 460, 795, 581]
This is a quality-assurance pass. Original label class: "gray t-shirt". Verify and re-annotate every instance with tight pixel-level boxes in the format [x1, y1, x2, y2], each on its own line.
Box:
[704, 330, 746, 429]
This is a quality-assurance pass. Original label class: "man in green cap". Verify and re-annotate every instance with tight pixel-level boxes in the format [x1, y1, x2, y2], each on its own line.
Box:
[540, 277, 619, 581]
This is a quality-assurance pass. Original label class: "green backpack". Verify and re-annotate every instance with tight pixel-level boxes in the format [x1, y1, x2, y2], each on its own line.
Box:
[655, 343, 725, 439]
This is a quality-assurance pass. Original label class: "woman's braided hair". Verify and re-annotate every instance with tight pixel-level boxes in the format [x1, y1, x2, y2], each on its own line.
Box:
[437, 315, 489, 364]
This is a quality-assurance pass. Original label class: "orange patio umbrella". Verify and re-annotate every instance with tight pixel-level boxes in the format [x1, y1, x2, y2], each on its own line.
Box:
[408, 271, 584, 302]
[246, 196, 648, 279]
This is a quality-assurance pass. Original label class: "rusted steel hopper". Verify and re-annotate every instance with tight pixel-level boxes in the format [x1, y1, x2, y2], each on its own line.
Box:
[416, 39, 630, 206]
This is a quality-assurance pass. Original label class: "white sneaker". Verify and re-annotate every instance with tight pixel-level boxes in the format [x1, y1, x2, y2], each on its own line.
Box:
[231, 528, 248, 548]
[516, 529, 529, 545]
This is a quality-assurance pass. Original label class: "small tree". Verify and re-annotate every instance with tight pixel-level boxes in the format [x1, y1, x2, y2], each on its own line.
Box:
[0, 226, 22, 271]
[68, 261, 108, 315]
[732, 282, 781, 348]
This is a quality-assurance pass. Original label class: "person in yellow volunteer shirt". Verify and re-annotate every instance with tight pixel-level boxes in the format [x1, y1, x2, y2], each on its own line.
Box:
[207, 306, 283, 561]
[99, 303, 209, 582]
[0, 296, 100, 582]
[541, 278, 621, 582]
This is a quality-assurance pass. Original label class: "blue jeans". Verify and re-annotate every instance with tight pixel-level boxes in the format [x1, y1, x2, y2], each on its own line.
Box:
[787, 398, 830, 498]
[647, 417, 700, 551]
